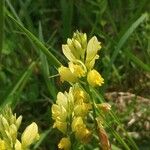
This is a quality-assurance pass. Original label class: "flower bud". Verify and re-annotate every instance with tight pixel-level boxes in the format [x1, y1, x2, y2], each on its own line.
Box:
[16, 116, 22, 129]
[21, 122, 39, 148]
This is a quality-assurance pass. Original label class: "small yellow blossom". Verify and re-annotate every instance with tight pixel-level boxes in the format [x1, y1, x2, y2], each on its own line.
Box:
[52, 104, 67, 122]
[58, 66, 77, 83]
[74, 103, 91, 117]
[73, 86, 89, 104]
[69, 62, 86, 78]
[0, 139, 6, 150]
[53, 120, 67, 134]
[58, 137, 71, 150]
[21, 122, 39, 148]
[87, 69, 104, 87]
[72, 117, 91, 143]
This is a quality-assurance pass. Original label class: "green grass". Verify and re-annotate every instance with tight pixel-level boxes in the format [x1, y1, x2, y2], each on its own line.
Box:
[0, 0, 149, 149]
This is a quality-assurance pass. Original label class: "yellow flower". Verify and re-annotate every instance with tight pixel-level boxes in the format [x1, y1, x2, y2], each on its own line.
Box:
[58, 137, 71, 150]
[51, 104, 67, 122]
[0, 139, 6, 150]
[74, 103, 91, 117]
[58, 66, 77, 83]
[87, 69, 104, 87]
[69, 62, 86, 78]
[53, 120, 67, 134]
[73, 85, 89, 104]
[72, 117, 91, 143]
[21, 122, 39, 148]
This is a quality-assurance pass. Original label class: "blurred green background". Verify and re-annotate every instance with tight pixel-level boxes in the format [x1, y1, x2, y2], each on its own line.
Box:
[0, 0, 150, 149]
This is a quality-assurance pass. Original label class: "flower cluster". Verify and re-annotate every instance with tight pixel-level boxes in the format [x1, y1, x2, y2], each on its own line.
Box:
[0, 106, 39, 150]
[52, 31, 111, 150]
[58, 31, 104, 87]
[52, 85, 92, 148]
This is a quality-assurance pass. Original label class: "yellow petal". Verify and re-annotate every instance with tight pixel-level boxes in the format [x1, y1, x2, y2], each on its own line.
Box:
[86, 36, 101, 69]
[62, 45, 76, 62]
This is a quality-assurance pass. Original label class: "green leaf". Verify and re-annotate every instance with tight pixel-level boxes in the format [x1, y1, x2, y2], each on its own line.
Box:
[105, 13, 148, 78]
[125, 50, 150, 72]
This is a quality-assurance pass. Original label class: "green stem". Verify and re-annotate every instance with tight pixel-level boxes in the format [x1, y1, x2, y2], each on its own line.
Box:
[0, 0, 5, 57]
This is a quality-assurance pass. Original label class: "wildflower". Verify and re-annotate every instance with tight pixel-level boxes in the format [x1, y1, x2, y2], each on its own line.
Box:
[73, 85, 89, 104]
[58, 66, 77, 83]
[87, 69, 104, 87]
[72, 117, 91, 143]
[0, 106, 39, 150]
[74, 103, 91, 117]
[21, 122, 39, 149]
[68, 62, 86, 78]
[0, 139, 6, 150]
[62, 31, 101, 68]
[53, 120, 67, 134]
[58, 137, 71, 150]
[52, 91, 73, 133]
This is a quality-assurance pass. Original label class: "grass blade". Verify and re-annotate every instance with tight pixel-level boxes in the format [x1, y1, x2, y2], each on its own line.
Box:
[60, 0, 73, 40]
[0, 61, 36, 110]
[7, 13, 61, 68]
[125, 50, 150, 72]
[105, 13, 148, 79]
[90, 87, 139, 150]
[38, 22, 57, 98]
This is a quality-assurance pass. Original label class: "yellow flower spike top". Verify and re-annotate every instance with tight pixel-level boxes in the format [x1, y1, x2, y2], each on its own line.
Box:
[58, 137, 71, 150]
[59, 31, 103, 85]
[87, 69, 104, 87]
[62, 31, 101, 66]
